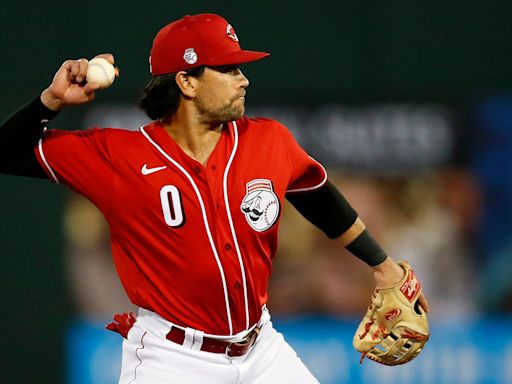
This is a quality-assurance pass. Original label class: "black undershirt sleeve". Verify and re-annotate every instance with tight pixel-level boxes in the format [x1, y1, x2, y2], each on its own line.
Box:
[286, 181, 387, 266]
[286, 181, 358, 239]
[346, 230, 387, 266]
[0, 96, 59, 178]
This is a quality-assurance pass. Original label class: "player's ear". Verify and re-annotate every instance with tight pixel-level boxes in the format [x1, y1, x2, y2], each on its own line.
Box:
[175, 71, 199, 98]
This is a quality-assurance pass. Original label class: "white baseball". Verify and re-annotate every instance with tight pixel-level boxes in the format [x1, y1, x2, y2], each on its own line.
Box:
[86, 57, 115, 89]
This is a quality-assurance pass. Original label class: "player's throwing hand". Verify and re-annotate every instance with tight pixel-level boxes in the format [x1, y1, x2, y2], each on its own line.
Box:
[41, 53, 118, 111]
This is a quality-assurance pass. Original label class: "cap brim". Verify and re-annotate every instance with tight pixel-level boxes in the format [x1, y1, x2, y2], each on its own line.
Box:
[205, 50, 270, 67]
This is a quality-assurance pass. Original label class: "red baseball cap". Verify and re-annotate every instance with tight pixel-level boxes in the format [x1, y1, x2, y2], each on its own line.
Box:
[149, 14, 270, 75]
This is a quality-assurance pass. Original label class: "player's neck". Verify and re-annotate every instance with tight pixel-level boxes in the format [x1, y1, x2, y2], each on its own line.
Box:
[161, 113, 223, 166]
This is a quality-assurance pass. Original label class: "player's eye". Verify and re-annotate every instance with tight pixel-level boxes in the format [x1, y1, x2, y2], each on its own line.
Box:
[209, 65, 240, 74]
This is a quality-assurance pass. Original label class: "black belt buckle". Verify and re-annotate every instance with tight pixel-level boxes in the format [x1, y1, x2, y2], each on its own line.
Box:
[225, 326, 261, 357]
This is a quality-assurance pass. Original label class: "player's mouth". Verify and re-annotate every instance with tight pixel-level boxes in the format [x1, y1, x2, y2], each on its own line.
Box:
[235, 92, 246, 101]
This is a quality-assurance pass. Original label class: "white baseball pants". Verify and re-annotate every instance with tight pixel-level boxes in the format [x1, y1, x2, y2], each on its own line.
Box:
[118, 309, 319, 384]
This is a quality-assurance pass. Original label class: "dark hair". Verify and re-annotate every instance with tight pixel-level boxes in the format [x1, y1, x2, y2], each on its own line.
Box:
[138, 66, 205, 120]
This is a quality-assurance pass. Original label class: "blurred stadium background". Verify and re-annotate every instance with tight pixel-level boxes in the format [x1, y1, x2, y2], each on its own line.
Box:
[1, 1, 512, 383]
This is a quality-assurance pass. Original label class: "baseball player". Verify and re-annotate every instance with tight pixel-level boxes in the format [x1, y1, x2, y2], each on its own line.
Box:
[0, 13, 429, 383]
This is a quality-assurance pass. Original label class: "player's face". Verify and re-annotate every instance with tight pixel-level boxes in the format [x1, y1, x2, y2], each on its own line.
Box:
[194, 65, 249, 124]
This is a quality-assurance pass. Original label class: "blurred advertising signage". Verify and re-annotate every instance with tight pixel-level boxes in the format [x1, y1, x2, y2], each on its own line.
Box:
[251, 104, 454, 173]
[83, 103, 454, 173]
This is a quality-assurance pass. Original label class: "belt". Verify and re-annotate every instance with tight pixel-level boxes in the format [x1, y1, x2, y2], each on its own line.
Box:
[166, 326, 261, 357]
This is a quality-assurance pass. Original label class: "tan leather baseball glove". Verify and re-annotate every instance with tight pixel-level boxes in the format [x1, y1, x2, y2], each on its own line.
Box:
[353, 261, 429, 365]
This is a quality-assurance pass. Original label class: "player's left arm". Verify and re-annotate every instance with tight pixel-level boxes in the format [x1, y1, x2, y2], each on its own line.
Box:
[278, 119, 427, 307]
[286, 181, 429, 310]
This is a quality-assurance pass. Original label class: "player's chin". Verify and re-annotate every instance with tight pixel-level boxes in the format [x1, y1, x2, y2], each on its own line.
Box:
[236, 105, 246, 118]
[225, 105, 245, 121]
[214, 102, 245, 123]
[233, 97, 246, 111]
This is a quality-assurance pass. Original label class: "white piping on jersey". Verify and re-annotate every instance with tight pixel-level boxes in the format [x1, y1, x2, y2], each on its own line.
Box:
[222, 121, 250, 329]
[140, 126, 234, 335]
[285, 157, 328, 193]
[38, 129, 59, 183]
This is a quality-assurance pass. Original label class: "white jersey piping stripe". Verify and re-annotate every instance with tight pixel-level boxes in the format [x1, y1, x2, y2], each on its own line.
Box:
[285, 157, 327, 193]
[222, 121, 250, 330]
[140, 126, 234, 335]
[38, 129, 59, 183]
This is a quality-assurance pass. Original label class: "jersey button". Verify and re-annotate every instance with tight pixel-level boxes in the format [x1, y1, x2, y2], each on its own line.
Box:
[234, 282, 241, 289]
[225, 243, 231, 251]
[193, 167, 201, 174]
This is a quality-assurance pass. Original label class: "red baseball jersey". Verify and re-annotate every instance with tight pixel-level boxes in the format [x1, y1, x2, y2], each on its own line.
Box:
[34, 117, 327, 335]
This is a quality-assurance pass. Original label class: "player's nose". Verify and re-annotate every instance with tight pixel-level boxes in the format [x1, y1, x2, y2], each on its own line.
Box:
[238, 69, 249, 88]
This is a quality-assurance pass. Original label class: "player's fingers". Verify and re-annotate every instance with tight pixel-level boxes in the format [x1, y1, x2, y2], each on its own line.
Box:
[75, 58, 88, 83]
[60, 59, 74, 73]
[53, 60, 74, 85]
[418, 293, 430, 313]
[67, 60, 81, 81]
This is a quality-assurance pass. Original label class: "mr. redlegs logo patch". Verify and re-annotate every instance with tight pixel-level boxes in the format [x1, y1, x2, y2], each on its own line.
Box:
[400, 269, 420, 302]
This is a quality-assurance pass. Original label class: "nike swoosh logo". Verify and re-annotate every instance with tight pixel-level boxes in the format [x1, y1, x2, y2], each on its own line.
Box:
[141, 164, 168, 175]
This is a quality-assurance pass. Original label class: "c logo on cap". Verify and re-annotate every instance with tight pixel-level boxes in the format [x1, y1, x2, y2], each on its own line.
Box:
[226, 24, 239, 42]
[183, 48, 198, 65]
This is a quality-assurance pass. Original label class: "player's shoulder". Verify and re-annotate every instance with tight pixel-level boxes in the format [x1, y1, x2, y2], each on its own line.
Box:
[81, 126, 143, 137]
[44, 126, 148, 154]
[234, 116, 289, 135]
[48, 126, 140, 137]
[71, 126, 148, 143]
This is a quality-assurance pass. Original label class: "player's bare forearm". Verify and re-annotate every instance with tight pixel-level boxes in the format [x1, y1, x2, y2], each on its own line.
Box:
[336, 217, 366, 247]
